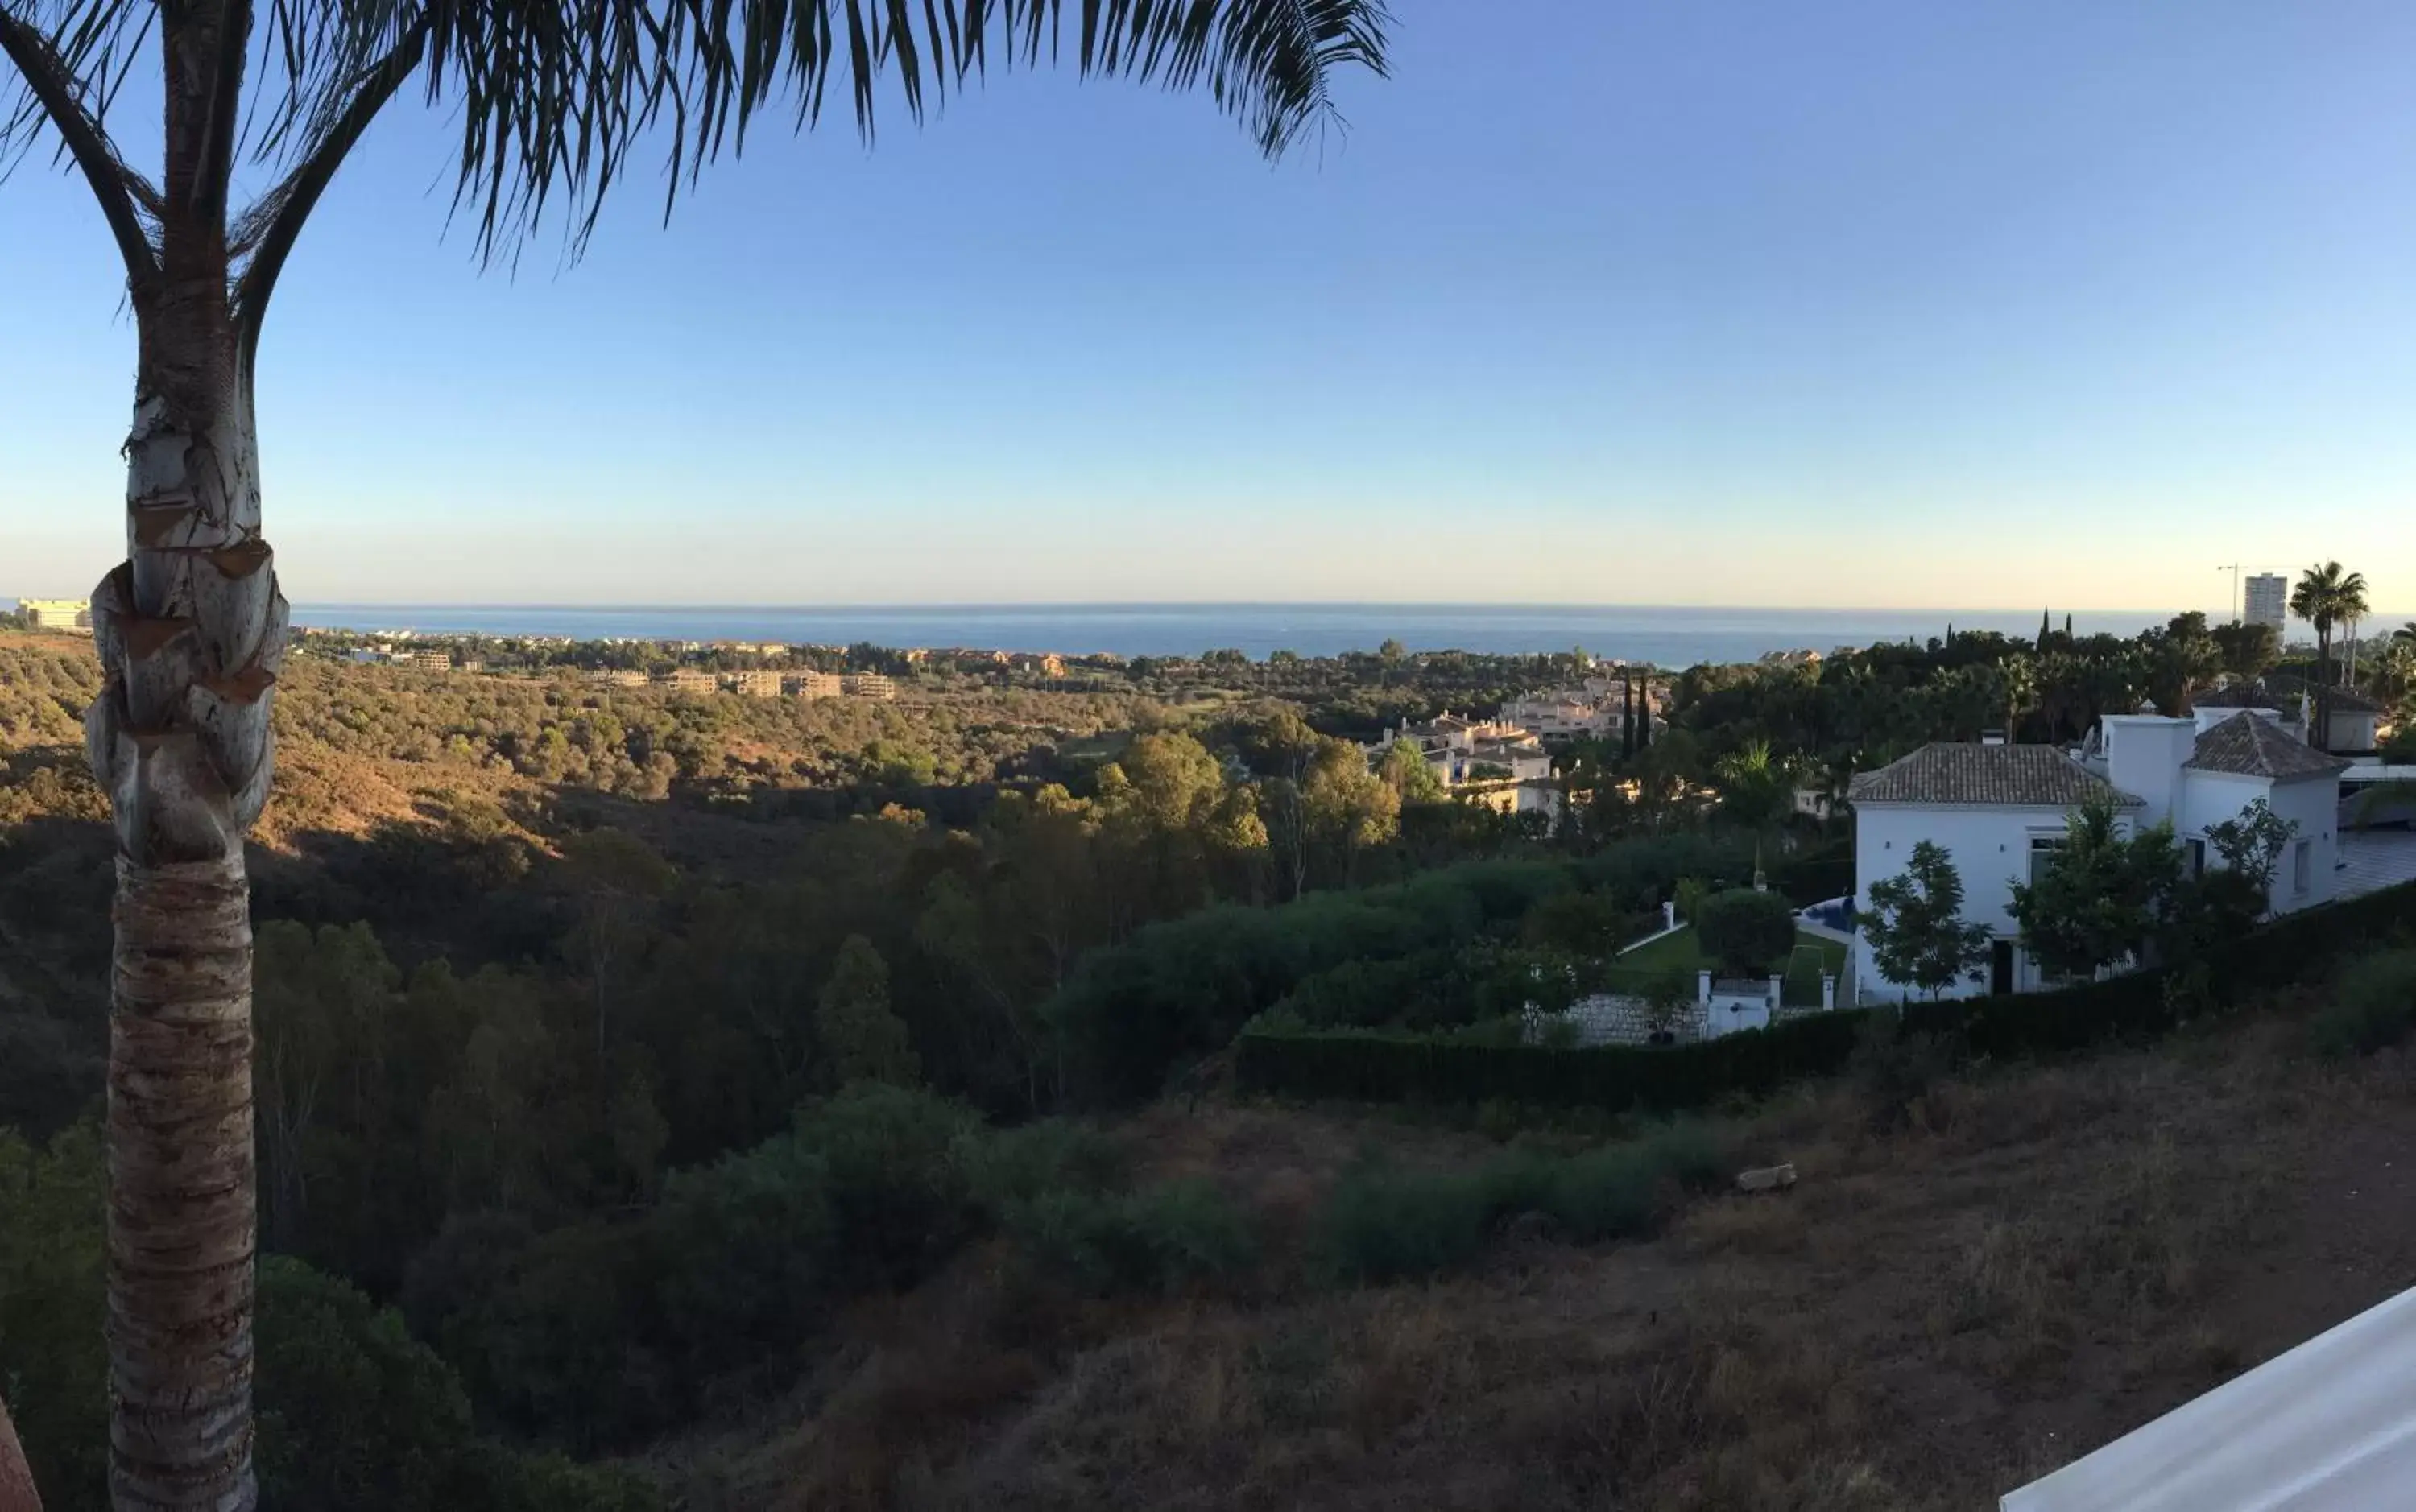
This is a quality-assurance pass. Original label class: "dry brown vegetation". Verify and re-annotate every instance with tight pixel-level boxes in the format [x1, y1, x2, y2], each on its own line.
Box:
[661, 999, 2416, 1511]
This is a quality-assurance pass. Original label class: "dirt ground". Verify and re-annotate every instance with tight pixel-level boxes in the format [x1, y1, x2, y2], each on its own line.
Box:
[664, 995, 2416, 1511]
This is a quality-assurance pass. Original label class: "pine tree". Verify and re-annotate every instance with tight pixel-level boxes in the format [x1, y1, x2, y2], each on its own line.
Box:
[817, 936, 920, 1087]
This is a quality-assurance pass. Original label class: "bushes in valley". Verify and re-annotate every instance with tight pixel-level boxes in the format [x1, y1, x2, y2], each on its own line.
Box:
[1318, 1123, 1727, 1283]
[1003, 1180, 1259, 1296]
[2310, 948, 2416, 1058]
[0, 1124, 658, 1512]
[255, 1258, 661, 1512]
[400, 1091, 1258, 1448]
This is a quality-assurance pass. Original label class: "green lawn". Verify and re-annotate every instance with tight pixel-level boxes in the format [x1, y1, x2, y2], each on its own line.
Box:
[1608, 925, 1845, 1007]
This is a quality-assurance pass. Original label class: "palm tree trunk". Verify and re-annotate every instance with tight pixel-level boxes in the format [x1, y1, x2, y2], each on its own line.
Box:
[2315, 630, 2332, 751]
[89, 271, 283, 1510]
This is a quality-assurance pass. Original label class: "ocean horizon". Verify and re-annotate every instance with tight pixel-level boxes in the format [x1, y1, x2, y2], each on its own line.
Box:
[283, 602, 2228, 667]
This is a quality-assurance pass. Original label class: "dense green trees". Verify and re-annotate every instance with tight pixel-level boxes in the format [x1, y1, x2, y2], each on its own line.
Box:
[1664, 614, 2258, 782]
[815, 938, 919, 1087]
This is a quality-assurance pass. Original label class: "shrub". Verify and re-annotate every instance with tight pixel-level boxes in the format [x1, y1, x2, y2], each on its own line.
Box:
[256, 1255, 478, 1510]
[959, 1117, 1128, 1213]
[1008, 1180, 1258, 1295]
[792, 1083, 981, 1287]
[1318, 1163, 1494, 1283]
[1318, 1124, 1725, 1283]
[1849, 1007, 1956, 1133]
[2311, 948, 2416, 1058]
[647, 1134, 837, 1395]
[1694, 888, 1796, 976]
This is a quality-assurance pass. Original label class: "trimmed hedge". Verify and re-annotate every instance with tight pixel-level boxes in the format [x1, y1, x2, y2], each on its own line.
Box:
[1237, 879, 2416, 1112]
[1235, 1010, 1869, 1113]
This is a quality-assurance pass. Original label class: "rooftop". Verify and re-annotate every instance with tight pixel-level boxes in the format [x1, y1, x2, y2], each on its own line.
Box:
[2184, 716, 2351, 781]
[2262, 673, 2384, 713]
[2192, 683, 2287, 711]
[1848, 742, 2141, 808]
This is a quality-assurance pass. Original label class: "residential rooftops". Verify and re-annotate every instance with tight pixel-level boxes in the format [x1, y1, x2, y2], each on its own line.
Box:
[1848, 742, 2141, 808]
[2262, 673, 2384, 713]
[2185, 714, 2352, 780]
[2192, 683, 2287, 711]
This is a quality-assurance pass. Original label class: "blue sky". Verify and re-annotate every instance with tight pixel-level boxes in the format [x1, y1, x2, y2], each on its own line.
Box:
[3, 0, 2413, 613]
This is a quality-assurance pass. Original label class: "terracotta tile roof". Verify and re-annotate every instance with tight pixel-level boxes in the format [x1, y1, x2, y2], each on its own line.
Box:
[1848, 743, 2140, 808]
[2185, 715, 2352, 780]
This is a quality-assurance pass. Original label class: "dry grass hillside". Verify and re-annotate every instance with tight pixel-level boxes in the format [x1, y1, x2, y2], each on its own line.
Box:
[663, 994, 2416, 1511]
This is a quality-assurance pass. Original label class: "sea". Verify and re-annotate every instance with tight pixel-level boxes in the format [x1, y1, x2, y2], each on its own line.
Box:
[287, 603, 2189, 667]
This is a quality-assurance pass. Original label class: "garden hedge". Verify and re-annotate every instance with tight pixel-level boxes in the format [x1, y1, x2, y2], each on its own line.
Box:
[1235, 878, 2416, 1112]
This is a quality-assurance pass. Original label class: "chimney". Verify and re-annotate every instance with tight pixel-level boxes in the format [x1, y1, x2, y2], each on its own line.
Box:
[2102, 713, 2196, 826]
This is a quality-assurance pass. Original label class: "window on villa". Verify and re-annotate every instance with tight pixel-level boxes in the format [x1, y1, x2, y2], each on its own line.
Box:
[2294, 839, 2312, 896]
[2028, 836, 2065, 885]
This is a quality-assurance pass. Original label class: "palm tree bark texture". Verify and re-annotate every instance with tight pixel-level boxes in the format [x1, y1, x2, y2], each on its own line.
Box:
[0, 4, 1392, 1506]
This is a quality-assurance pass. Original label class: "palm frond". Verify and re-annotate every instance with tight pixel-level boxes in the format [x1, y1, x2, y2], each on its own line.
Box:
[300, 0, 1390, 262]
[0, 0, 161, 279]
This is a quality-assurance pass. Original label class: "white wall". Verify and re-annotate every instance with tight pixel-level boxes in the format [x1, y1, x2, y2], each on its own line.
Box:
[2265, 777, 2340, 913]
[1854, 803, 2090, 1002]
[2329, 709, 2381, 754]
[2175, 770, 2339, 915]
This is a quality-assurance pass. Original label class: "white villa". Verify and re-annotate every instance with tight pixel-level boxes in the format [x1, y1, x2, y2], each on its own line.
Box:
[1850, 703, 2348, 1002]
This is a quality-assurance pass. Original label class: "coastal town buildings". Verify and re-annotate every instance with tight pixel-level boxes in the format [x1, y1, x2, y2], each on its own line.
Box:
[18, 599, 90, 633]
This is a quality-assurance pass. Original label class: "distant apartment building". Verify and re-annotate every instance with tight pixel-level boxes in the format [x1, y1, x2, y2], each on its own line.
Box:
[660, 669, 718, 694]
[1367, 714, 1554, 785]
[392, 648, 452, 671]
[1500, 693, 1613, 740]
[723, 670, 782, 697]
[785, 671, 843, 700]
[19, 598, 91, 633]
[842, 672, 897, 700]
[2244, 573, 2288, 633]
[593, 668, 651, 688]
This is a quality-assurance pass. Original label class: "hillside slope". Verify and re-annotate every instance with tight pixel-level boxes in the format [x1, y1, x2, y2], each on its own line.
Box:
[674, 1001, 2416, 1511]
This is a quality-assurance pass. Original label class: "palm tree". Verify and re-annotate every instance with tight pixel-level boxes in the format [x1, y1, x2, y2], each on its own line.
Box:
[2290, 561, 2369, 750]
[1712, 739, 1798, 886]
[0, 5, 1392, 1506]
[2000, 651, 2038, 742]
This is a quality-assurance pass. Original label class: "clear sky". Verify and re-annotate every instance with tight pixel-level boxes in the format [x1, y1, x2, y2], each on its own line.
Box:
[3, 0, 2413, 614]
